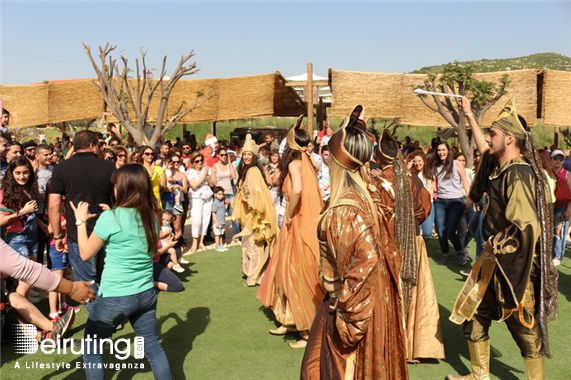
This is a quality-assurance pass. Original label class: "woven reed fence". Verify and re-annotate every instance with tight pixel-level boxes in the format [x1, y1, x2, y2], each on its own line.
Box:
[0, 84, 50, 128]
[476, 69, 537, 127]
[0, 73, 305, 129]
[331, 70, 403, 120]
[272, 72, 306, 117]
[542, 69, 571, 128]
[49, 80, 104, 123]
[172, 78, 219, 123]
[332, 69, 539, 128]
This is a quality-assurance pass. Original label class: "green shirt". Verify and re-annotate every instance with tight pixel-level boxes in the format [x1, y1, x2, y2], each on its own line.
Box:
[93, 208, 155, 297]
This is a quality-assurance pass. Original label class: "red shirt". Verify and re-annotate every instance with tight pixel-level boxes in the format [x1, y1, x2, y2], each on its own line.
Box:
[0, 190, 26, 233]
[201, 149, 218, 167]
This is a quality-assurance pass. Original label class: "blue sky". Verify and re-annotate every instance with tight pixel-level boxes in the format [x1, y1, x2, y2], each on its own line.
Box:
[1, 1, 570, 85]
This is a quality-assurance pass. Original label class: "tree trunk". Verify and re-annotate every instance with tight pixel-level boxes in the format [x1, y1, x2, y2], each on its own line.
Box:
[456, 118, 474, 168]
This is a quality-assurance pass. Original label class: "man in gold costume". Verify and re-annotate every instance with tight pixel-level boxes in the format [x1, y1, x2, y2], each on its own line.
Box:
[447, 98, 558, 380]
[370, 128, 445, 363]
[301, 107, 408, 380]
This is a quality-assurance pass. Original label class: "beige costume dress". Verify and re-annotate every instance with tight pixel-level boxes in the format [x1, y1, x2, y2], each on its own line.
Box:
[232, 166, 278, 286]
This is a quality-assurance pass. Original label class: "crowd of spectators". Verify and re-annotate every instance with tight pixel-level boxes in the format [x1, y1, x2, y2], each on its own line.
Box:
[1, 107, 570, 377]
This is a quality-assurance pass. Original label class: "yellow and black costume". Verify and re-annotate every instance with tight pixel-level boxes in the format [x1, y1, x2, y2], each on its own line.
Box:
[448, 99, 558, 380]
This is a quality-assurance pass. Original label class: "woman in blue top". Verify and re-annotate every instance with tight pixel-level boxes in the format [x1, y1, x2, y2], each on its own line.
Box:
[71, 164, 171, 380]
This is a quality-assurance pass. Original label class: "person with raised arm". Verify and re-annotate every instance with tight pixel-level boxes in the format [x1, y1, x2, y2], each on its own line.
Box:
[447, 97, 557, 380]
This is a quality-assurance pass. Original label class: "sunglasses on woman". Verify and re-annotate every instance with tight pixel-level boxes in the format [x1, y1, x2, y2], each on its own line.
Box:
[553, 156, 565, 161]
[194, 159, 203, 163]
[117, 154, 127, 158]
[143, 152, 154, 156]
[219, 153, 227, 157]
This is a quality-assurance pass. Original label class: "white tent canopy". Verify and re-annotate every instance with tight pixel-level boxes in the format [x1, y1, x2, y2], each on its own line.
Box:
[286, 73, 331, 100]
[285, 73, 327, 82]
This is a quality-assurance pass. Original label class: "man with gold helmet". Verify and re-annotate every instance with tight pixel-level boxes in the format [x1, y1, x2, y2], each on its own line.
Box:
[231, 134, 278, 287]
[447, 98, 558, 380]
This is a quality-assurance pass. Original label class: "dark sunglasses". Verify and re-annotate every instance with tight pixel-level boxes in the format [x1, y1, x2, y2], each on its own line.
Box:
[171, 160, 181, 163]
[194, 159, 203, 163]
[117, 154, 127, 158]
[219, 153, 227, 157]
[143, 152, 154, 156]
[553, 156, 565, 161]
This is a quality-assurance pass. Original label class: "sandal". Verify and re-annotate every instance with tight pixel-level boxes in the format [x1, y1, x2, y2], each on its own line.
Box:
[288, 339, 308, 349]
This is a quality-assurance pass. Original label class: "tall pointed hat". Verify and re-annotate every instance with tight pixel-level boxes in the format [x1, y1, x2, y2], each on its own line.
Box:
[491, 98, 527, 140]
[328, 105, 374, 172]
[242, 134, 259, 155]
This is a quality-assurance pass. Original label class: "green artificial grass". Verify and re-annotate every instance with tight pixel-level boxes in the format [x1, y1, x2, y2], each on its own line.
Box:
[1, 242, 570, 379]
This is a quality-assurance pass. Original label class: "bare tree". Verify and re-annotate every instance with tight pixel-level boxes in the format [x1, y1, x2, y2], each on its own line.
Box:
[414, 61, 510, 166]
[369, 118, 401, 142]
[83, 43, 214, 147]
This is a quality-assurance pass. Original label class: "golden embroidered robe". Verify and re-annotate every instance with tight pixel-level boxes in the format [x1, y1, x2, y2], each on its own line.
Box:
[232, 167, 278, 286]
[301, 190, 408, 380]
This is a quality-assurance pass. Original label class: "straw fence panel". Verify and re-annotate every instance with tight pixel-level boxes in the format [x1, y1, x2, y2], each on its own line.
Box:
[170, 78, 219, 123]
[0, 85, 49, 129]
[400, 74, 450, 127]
[542, 70, 571, 128]
[331, 70, 403, 120]
[217, 74, 275, 121]
[273, 73, 306, 117]
[476, 69, 537, 127]
[48, 80, 104, 123]
[332, 69, 538, 128]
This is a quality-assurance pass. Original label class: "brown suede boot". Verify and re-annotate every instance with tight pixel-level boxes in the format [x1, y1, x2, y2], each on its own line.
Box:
[524, 357, 544, 380]
[447, 340, 491, 380]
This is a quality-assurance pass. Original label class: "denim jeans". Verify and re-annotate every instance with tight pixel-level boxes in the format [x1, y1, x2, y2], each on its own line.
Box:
[553, 206, 569, 260]
[434, 197, 465, 256]
[225, 193, 241, 240]
[68, 241, 106, 313]
[458, 206, 477, 249]
[83, 288, 172, 380]
[6, 218, 38, 259]
[420, 201, 435, 245]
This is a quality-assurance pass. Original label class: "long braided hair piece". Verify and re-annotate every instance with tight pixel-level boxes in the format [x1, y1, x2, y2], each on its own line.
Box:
[393, 157, 418, 319]
[524, 132, 558, 359]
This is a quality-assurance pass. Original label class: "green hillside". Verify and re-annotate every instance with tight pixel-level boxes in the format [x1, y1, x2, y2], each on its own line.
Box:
[411, 52, 571, 74]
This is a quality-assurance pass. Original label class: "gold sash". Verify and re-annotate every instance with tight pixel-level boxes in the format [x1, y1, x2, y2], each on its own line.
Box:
[449, 251, 497, 325]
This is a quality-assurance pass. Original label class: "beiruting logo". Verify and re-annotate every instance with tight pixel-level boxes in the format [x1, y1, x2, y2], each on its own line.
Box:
[13, 324, 144, 360]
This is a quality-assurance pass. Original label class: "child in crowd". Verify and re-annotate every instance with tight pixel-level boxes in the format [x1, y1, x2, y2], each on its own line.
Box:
[1, 108, 10, 134]
[45, 179, 79, 320]
[211, 187, 228, 252]
[159, 210, 187, 272]
[163, 157, 184, 213]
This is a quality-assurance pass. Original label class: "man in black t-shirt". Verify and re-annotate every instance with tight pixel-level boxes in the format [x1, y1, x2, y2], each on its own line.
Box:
[49, 131, 115, 312]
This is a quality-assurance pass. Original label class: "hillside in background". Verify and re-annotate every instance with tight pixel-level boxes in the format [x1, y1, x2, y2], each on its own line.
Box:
[410, 52, 571, 74]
